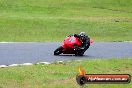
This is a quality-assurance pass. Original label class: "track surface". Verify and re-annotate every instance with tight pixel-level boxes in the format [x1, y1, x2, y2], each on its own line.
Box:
[0, 42, 132, 65]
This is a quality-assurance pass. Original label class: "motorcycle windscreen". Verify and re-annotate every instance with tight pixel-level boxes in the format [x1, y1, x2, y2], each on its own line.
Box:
[63, 36, 81, 48]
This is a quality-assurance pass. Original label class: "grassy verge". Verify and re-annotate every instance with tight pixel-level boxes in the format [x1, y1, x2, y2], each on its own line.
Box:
[0, 58, 132, 88]
[0, 0, 132, 42]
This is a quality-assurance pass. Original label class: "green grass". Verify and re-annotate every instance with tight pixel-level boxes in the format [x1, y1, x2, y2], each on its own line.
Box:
[0, 0, 132, 42]
[0, 58, 132, 88]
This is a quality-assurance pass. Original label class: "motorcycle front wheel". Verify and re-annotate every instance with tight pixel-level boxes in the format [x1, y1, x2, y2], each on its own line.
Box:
[54, 46, 63, 55]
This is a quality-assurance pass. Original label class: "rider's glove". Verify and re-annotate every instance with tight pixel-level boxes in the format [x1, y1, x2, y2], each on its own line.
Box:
[74, 46, 80, 51]
[80, 47, 84, 50]
[74, 46, 84, 51]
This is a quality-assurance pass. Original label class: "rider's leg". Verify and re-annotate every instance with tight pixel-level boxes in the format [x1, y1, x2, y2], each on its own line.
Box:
[79, 46, 89, 56]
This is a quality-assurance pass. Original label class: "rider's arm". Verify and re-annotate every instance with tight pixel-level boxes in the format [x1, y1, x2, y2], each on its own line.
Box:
[67, 34, 73, 37]
[73, 34, 80, 38]
[68, 34, 80, 38]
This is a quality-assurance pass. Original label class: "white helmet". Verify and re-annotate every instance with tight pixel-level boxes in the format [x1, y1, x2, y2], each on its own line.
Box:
[79, 32, 86, 40]
[79, 32, 86, 37]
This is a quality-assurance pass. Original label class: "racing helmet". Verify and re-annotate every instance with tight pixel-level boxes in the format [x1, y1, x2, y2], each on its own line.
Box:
[79, 32, 86, 36]
[79, 32, 86, 40]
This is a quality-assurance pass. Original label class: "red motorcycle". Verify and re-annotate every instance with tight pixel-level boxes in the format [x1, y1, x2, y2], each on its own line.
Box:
[54, 36, 93, 56]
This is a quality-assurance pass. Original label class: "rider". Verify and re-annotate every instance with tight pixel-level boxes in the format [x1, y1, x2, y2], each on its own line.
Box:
[68, 32, 90, 56]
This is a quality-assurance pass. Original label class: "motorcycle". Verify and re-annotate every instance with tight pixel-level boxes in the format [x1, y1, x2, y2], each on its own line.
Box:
[54, 36, 93, 56]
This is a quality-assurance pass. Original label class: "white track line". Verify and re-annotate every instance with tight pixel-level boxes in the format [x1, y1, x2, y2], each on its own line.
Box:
[9, 64, 19, 67]
[37, 62, 51, 65]
[0, 65, 8, 68]
[22, 63, 33, 66]
[0, 60, 83, 68]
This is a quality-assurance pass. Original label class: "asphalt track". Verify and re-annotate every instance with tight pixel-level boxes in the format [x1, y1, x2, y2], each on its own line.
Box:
[0, 42, 132, 65]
